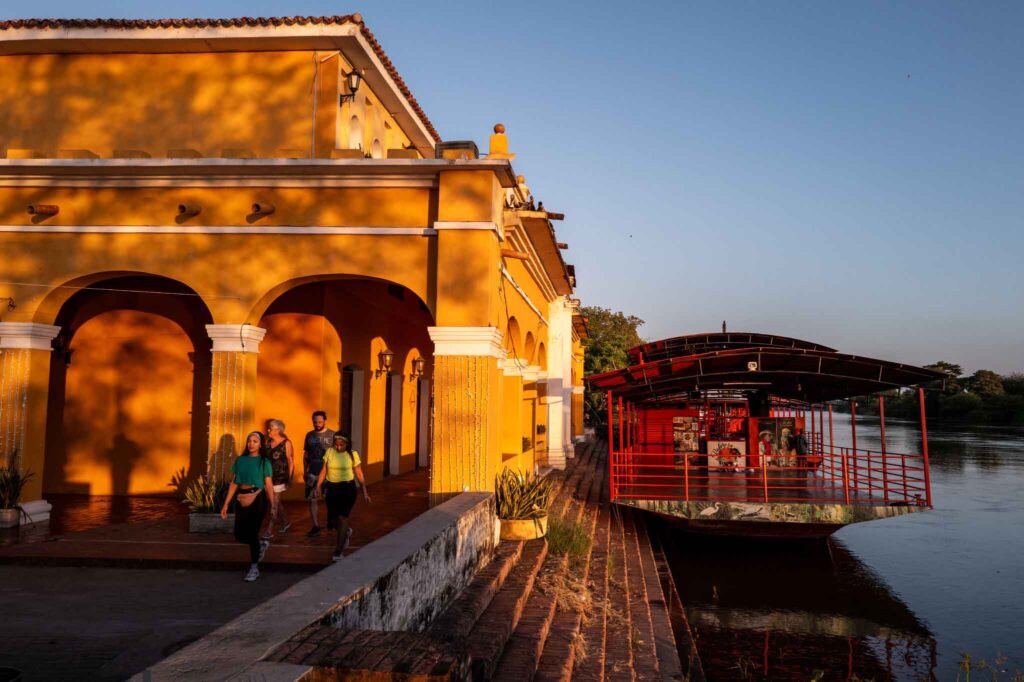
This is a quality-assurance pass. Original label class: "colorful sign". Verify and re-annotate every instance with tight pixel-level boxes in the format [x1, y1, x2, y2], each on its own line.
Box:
[708, 440, 746, 470]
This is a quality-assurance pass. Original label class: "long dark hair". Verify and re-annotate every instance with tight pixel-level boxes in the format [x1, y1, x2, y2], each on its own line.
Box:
[242, 431, 269, 465]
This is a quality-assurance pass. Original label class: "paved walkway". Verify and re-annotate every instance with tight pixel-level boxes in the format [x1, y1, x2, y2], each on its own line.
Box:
[0, 469, 429, 569]
[0, 565, 311, 681]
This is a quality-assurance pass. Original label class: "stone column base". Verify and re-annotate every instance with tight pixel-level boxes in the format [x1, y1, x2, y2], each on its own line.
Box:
[20, 498, 52, 525]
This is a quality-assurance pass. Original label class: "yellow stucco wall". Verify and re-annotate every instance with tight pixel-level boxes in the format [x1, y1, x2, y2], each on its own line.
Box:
[0, 50, 411, 158]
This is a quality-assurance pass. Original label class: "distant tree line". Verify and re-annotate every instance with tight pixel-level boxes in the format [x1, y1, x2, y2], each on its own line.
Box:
[840, 362, 1024, 426]
[579, 306, 645, 431]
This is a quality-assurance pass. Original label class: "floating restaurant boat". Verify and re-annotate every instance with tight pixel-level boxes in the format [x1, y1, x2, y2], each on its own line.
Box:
[586, 332, 945, 538]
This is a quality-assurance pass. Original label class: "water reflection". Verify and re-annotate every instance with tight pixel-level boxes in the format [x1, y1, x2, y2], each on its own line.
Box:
[656, 415, 1024, 681]
[657, 524, 937, 681]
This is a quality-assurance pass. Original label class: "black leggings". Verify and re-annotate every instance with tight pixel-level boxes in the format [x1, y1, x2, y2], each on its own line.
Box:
[234, 490, 268, 564]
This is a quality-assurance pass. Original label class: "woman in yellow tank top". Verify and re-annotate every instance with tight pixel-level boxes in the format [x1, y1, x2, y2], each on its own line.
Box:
[316, 432, 371, 561]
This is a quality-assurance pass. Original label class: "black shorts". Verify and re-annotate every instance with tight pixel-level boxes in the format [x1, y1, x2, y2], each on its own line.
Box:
[325, 480, 357, 519]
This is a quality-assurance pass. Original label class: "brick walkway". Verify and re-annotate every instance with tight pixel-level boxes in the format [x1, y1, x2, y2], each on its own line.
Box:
[0, 469, 429, 569]
[268, 441, 700, 680]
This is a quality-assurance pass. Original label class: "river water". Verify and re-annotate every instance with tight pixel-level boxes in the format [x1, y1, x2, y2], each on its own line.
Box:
[658, 414, 1024, 681]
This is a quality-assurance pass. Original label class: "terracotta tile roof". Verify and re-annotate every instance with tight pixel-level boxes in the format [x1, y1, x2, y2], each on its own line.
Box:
[0, 14, 441, 143]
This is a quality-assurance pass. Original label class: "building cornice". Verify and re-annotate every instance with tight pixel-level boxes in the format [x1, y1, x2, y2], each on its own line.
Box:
[0, 158, 519, 188]
[0, 225, 436, 236]
[434, 221, 503, 241]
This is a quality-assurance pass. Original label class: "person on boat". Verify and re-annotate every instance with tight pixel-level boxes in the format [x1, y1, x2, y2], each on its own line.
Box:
[779, 426, 794, 466]
[793, 426, 809, 474]
[220, 431, 276, 582]
[758, 430, 773, 468]
[262, 419, 294, 539]
[302, 410, 334, 537]
[316, 432, 371, 562]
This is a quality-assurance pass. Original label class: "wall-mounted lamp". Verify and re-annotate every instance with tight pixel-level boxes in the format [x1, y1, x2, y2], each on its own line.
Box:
[339, 70, 363, 105]
[375, 348, 394, 378]
[409, 356, 426, 382]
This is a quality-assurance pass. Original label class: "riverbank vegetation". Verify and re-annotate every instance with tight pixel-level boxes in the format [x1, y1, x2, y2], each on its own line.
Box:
[579, 306, 645, 431]
[843, 362, 1024, 426]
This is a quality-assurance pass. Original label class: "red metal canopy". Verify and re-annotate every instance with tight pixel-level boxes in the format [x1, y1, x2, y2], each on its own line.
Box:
[591, 342, 943, 403]
[628, 332, 836, 365]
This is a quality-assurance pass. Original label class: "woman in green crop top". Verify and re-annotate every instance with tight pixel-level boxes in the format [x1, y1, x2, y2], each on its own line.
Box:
[221, 431, 276, 582]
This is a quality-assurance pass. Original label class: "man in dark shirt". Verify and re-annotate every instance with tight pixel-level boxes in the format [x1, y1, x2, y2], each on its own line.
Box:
[303, 410, 335, 536]
[793, 427, 809, 475]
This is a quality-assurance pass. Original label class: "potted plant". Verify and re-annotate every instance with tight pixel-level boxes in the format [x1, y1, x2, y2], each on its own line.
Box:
[0, 463, 34, 529]
[185, 475, 232, 533]
[495, 468, 553, 541]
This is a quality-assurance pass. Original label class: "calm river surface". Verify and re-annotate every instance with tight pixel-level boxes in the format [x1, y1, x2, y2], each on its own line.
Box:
[658, 414, 1024, 681]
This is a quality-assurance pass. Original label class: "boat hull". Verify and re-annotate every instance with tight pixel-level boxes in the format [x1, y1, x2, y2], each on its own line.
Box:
[616, 498, 928, 540]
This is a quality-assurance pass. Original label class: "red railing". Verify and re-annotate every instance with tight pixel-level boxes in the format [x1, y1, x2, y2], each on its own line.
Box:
[606, 389, 934, 508]
[608, 446, 930, 507]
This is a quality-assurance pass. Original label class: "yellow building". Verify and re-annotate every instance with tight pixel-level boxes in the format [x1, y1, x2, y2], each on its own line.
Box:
[0, 14, 587, 520]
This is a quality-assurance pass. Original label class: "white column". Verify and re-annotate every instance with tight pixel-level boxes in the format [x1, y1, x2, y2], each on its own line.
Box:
[542, 297, 575, 469]
[204, 324, 266, 480]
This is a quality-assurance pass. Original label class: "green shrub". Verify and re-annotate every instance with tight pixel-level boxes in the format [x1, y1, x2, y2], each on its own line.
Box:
[495, 468, 552, 520]
[0, 462, 33, 510]
[183, 475, 229, 513]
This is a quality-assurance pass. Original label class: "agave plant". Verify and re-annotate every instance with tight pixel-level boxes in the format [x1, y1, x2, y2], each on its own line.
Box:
[495, 468, 552, 521]
[0, 463, 33, 510]
[183, 475, 228, 513]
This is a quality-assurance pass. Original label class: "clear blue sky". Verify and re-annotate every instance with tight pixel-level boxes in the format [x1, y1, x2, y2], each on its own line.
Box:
[6, 1, 1023, 373]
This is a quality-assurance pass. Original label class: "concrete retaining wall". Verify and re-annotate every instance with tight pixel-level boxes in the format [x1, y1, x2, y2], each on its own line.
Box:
[132, 492, 497, 682]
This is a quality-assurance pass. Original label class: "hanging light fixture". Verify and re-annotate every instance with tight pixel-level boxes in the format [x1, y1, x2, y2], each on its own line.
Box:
[339, 69, 363, 105]
[410, 356, 426, 382]
[376, 348, 394, 378]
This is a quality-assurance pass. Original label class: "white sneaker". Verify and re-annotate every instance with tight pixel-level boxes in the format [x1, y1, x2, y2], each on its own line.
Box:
[244, 565, 260, 582]
[259, 539, 270, 563]
[332, 550, 343, 562]
[341, 528, 353, 552]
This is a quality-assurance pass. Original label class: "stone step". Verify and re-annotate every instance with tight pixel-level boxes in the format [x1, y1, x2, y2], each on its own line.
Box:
[622, 508, 659, 680]
[265, 542, 529, 680]
[534, 443, 608, 682]
[635, 517, 686, 680]
[491, 441, 603, 681]
[427, 540, 526, 643]
[490, 558, 562, 681]
[464, 538, 549, 680]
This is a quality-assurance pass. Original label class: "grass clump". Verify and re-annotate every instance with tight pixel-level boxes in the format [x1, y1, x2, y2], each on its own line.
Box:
[547, 516, 592, 564]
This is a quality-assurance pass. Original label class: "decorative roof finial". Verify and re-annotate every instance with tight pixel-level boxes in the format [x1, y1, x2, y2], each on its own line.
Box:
[486, 123, 515, 160]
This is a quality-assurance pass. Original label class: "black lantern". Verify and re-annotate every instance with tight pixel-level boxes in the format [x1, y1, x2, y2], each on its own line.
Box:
[340, 69, 363, 105]
[410, 356, 426, 382]
[376, 348, 394, 378]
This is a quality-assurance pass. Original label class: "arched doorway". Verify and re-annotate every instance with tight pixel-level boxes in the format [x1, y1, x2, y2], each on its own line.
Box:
[44, 275, 213, 496]
[253, 278, 433, 498]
